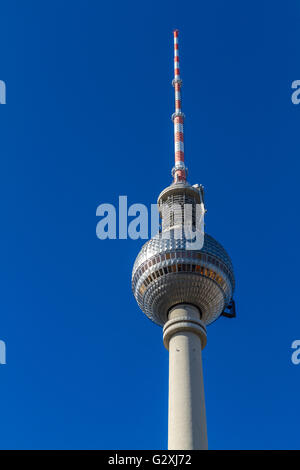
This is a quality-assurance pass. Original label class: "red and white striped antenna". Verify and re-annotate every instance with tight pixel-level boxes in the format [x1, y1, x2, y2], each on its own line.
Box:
[172, 30, 186, 183]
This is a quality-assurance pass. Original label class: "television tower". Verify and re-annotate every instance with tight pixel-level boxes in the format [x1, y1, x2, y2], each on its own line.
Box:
[132, 30, 235, 450]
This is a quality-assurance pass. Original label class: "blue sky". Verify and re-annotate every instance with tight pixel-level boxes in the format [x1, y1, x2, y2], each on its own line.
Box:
[0, 0, 300, 450]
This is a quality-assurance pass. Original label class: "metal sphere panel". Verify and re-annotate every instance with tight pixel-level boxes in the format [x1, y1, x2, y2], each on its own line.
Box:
[132, 232, 234, 326]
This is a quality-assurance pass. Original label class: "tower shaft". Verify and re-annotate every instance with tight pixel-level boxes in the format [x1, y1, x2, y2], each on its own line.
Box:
[163, 304, 208, 450]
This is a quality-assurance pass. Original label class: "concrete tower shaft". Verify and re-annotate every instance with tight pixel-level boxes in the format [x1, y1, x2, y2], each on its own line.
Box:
[163, 304, 208, 450]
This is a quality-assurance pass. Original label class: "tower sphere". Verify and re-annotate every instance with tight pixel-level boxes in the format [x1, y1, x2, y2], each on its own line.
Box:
[132, 182, 235, 326]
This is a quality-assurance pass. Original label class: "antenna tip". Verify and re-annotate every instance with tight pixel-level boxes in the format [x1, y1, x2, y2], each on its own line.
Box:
[173, 29, 179, 36]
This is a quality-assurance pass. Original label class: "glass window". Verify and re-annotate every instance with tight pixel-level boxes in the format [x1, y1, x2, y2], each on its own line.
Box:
[139, 285, 145, 295]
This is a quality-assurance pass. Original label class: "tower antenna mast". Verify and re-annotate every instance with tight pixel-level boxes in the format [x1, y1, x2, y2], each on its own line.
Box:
[172, 30, 186, 183]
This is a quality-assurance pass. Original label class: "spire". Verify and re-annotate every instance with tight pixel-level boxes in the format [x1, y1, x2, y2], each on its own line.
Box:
[171, 30, 186, 183]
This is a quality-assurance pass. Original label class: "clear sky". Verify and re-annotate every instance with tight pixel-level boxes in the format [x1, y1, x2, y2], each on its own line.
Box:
[0, 0, 300, 450]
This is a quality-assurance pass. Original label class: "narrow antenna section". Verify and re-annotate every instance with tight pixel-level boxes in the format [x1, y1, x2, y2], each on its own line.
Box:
[172, 30, 186, 183]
